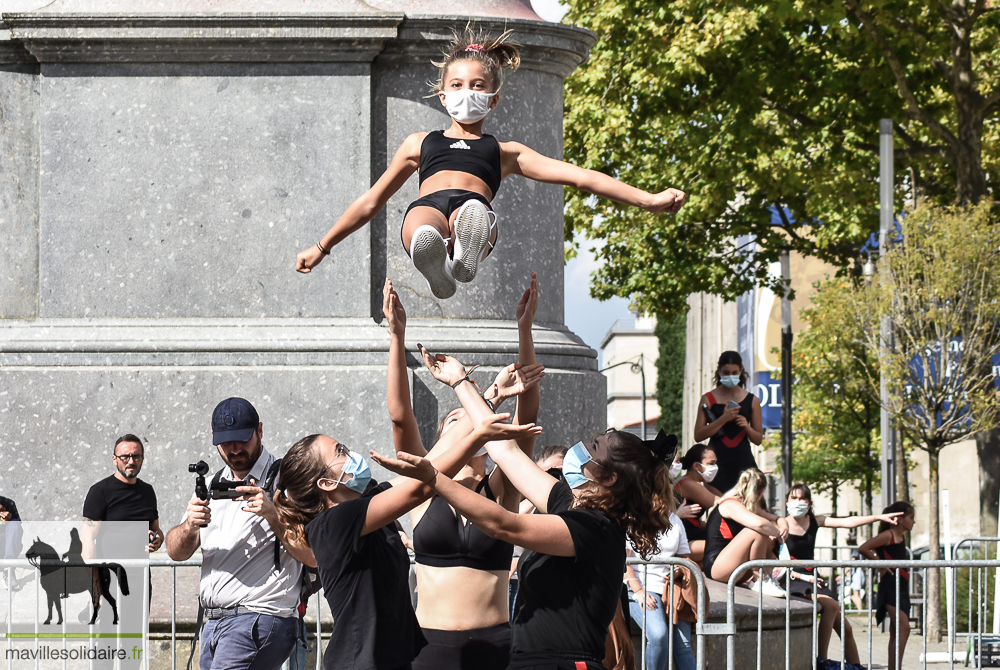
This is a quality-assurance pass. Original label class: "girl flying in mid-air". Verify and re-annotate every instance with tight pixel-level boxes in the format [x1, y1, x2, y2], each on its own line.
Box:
[296, 28, 687, 299]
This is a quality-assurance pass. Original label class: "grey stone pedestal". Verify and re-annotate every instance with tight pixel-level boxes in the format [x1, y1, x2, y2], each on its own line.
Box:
[0, 1, 601, 527]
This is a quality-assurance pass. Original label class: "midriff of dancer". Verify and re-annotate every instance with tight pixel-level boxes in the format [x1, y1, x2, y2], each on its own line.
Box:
[296, 28, 686, 299]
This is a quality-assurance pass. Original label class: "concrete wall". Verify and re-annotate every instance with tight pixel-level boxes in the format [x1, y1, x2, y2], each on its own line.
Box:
[0, 7, 604, 530]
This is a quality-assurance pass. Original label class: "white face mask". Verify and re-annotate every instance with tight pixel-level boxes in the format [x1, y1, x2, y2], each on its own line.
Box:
[442, 89, 496, 123]
[669, 462, 682, 479]
[698, 463, 718, 483]
[719, 375, 741, 388]
[787, 500, 810, 517]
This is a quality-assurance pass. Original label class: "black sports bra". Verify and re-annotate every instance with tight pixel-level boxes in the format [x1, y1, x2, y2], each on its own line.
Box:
[418, 130, 503, 199]
[413, 476, 514, 571]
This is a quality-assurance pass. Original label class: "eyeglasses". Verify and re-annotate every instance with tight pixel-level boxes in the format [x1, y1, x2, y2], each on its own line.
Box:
[320, 443, 350, 482]
[114, 454, 143, 462]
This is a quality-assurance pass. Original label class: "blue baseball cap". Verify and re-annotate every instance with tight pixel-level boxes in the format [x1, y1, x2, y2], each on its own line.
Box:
[211, 397, 260, 445]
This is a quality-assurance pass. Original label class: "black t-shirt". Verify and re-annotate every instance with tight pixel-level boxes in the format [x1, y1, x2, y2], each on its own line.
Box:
[510, 479, 627, 662]
[82, 475, 158, 527]
[305, 480, 425, 670]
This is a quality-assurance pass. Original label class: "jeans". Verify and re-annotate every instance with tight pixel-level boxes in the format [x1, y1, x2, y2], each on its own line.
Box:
[287, 618, 308, 670]
[508, 579, 519, 620]
[628, 593, 696, 670]
[199, 613, 298, 670]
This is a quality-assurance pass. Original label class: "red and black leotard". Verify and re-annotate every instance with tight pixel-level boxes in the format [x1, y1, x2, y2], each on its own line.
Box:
[702, 499, 746, 579]
[705, 391, 759, 494]
[673, 477, 707, 542]
[874, 538, 911, 625]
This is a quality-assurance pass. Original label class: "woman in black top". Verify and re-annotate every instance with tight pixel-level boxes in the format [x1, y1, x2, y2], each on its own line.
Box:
[859, 501, 916, 670]
[257, 281, 542, 670]
[782, 484, 902, 666]
[375, 351, 676, 670]
[673, 444, 721, 565]
[406, 274, 542, 670]
[702, 469, 787, 595]
[693, 351, 763, 494]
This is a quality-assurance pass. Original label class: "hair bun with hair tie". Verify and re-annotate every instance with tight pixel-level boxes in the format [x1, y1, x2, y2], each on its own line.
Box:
[645, 429, 678, 464]
[465, 43, 486, 53]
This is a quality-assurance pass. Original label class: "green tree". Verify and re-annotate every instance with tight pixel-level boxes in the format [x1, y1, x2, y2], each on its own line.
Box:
[789, 278, 882, 537]
[655, 313, 686, 437]
[849, 201, 1000, 642]
[562, 0, 1000, 316]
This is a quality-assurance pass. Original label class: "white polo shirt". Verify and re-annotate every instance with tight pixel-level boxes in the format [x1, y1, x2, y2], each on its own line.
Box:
[183, 446, 302, 617]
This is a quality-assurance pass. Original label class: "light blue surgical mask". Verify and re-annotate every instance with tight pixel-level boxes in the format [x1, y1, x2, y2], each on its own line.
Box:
[563, 441, 595, 489]
[334, 450, 372, 494]
[720, 375, 741, 388]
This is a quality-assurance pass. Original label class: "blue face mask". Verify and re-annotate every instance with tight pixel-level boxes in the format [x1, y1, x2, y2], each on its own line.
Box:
[720, 375, 741, 388]
[333, 450, 372, 494]
[563, 441, 595, 489]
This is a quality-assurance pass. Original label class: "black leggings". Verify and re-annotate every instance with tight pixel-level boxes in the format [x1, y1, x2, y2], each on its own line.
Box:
[411, 622, 510, 670]
[401, 189, 493, 257]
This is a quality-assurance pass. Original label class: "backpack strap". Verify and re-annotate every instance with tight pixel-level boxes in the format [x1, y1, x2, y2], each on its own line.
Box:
[262, 458, 283, 572]
[185, 603, 204, 670]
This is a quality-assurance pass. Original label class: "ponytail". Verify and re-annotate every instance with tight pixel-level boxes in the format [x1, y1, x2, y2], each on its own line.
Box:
[272, 434, 329, 548]
[431, 26, 521, 94]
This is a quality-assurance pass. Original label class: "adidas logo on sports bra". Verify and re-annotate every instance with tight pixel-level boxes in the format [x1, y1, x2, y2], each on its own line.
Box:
[449, 140, 472, 150]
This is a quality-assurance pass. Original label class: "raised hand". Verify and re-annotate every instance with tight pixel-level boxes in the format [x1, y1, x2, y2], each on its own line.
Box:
[382, 278, 407, 338]
[296, 244, 326, 273]
[417, 344, 467, 387]
[484, 363, 546, 404]
[371, 450, 437, 483]
[516, 272, 539, 330]
[474, 413, 543, 443]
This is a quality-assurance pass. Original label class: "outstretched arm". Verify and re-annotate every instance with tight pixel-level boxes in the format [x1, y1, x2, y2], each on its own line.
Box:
[503, 142, 686, 215]
[373, 450, 575, 556]
[361, 415, 542, 536]
[384, 278, 426, 458]
[818, 512, 902, 529]
[418, 346, 552, 510]
[296, 132, 423, 272]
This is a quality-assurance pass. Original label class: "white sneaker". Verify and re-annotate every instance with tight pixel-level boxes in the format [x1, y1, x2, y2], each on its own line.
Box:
[750, 576, 787, 599]
[410, 225, 457, 300]
[451, 200, 494, 283]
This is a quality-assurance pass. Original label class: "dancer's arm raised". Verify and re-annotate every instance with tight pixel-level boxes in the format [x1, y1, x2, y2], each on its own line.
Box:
[361, 414, 541, 536]
[418, 346, 553, 512]
[383, 278, 427, 458]
[501, 142, 686, 215]
[373, 451, 575, 557]
[296, 133, 424, 273]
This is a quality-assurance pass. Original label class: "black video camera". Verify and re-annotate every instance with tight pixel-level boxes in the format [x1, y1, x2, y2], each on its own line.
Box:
[188, 460, 246, 501]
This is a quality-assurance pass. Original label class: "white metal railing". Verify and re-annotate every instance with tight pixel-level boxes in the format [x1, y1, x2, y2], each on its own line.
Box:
[5, 546, 1000, 670]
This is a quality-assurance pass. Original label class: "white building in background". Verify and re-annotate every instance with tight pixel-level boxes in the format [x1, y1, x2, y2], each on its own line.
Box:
[600, 313, 660, 440]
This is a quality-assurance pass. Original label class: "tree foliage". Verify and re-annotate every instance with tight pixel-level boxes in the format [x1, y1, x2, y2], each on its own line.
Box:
[562, 0, 1000, 316]
[789, 277, 882, 518]
[655, 312, 686, 436]
[847, 200, 1000, 641]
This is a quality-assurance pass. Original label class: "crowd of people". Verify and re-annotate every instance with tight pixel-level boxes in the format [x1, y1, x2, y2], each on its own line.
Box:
[0, 27, 921, 670]
[0, 298, 919, 670]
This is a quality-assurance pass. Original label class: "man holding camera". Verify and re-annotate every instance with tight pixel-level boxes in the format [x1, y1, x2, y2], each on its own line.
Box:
[165, 397, 303, 670]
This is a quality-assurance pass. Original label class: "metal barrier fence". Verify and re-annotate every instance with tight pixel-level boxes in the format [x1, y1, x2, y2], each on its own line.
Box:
[6, 551, 1000, 670]
[727, 558, 1000, 670]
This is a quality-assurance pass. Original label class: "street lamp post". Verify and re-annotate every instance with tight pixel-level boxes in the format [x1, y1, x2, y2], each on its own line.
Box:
[879, 118, 897, 508]
[600, 354, 647, 440]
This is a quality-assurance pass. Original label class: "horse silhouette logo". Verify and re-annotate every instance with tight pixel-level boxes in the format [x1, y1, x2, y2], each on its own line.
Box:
[25, 533, 130, 625]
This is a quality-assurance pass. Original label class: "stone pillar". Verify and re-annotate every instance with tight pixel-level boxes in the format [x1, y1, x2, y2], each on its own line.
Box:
[0, 2, 602, 525]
